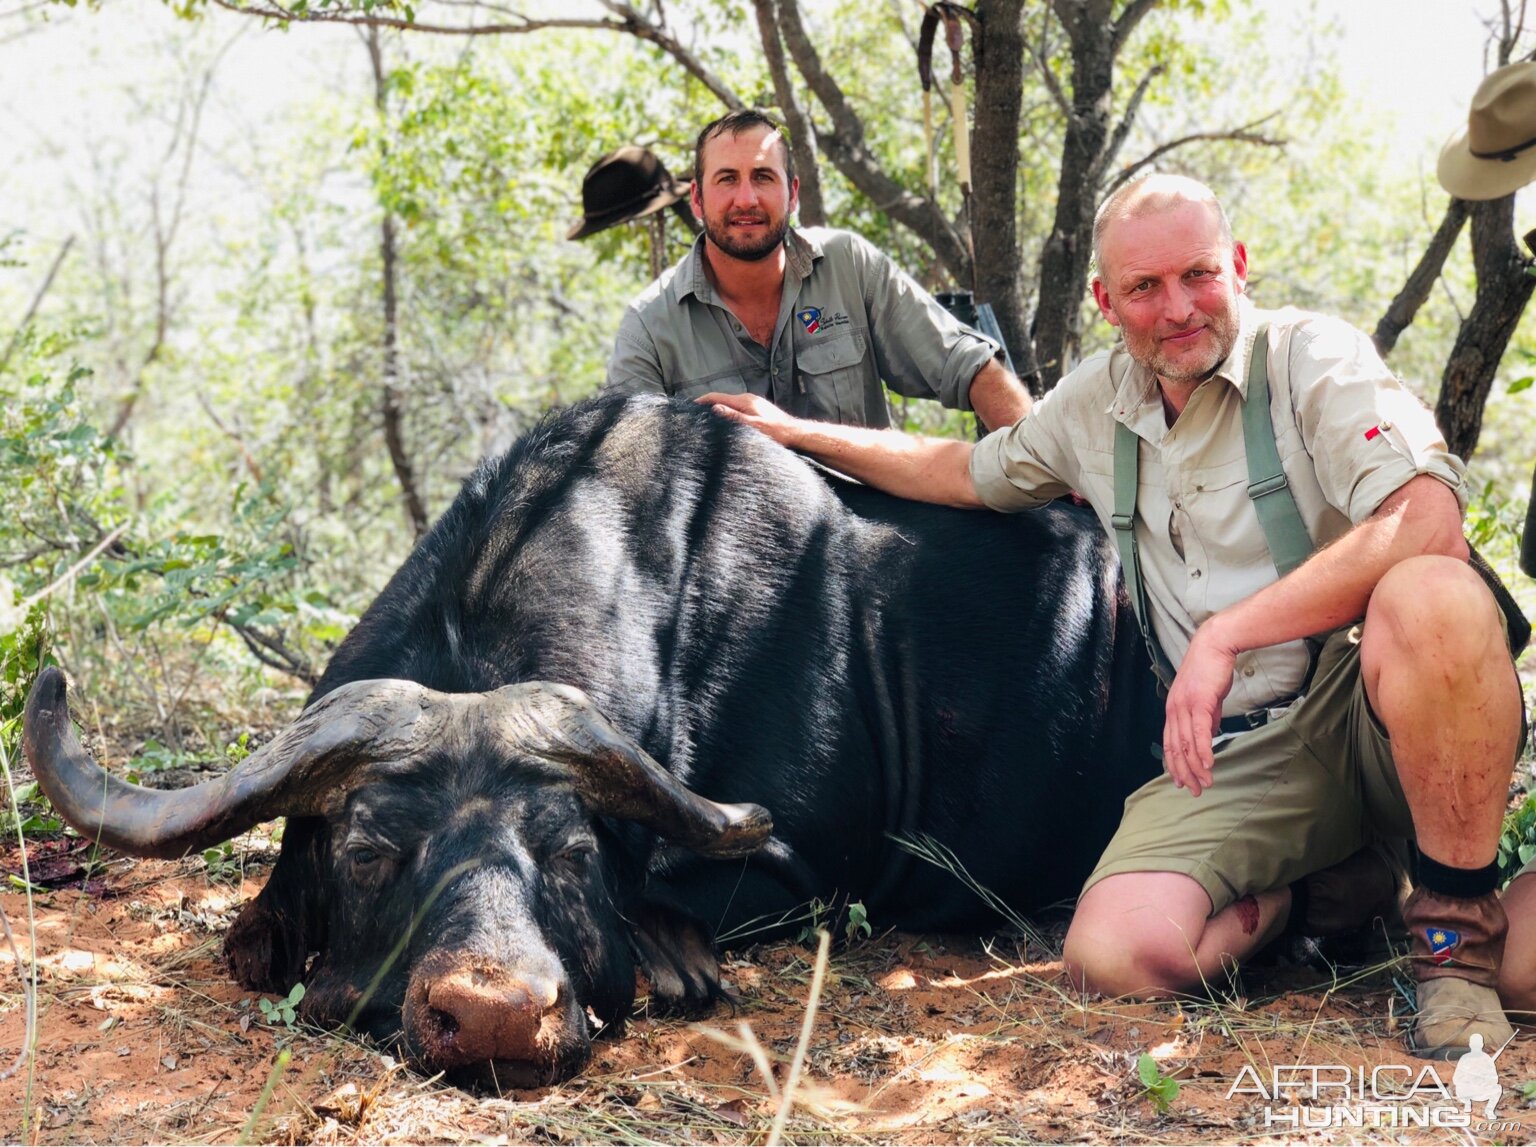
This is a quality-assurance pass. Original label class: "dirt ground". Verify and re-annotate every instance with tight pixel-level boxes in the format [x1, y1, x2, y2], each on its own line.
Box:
[5, 835, 1536, 1146]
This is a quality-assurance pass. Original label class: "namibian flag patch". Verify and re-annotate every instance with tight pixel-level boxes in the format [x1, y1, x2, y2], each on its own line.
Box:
[1426, 927, 1461, 964]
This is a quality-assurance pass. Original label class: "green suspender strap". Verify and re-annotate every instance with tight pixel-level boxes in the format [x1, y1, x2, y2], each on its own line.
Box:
[1112, 423, 1177, 689]
[1111, 324, 1315, 686]
[1241, 326, 1313, 576]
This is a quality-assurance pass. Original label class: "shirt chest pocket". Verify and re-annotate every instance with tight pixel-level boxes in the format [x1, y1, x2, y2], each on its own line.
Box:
[795, 331, 869, 422]
[1182, 456, 1275, 568]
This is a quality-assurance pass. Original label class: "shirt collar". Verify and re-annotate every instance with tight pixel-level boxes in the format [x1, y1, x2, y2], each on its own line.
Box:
[675, 226, 820, 305]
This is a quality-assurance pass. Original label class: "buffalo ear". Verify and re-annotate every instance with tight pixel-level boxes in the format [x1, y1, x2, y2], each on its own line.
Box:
[225, 817, 329, 992]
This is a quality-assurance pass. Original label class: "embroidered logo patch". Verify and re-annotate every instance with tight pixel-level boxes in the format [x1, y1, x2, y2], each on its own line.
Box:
[797, 307, 821, 334]
[1426, 927, 1462, 964]
[1364, 426, 1381, 441]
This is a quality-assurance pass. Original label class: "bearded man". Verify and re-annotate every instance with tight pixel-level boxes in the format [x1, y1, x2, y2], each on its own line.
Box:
[602, 109, 1029, 431]
[699, 173, 1526, 1060]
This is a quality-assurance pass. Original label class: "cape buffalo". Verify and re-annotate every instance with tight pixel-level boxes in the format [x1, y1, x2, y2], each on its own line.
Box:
[24, 394, 1161, 1090]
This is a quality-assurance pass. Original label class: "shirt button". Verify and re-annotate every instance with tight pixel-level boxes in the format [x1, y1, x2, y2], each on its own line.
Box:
[1381, 421, 1393, 432]
[1191, 569, 1202, 579]
[1173, 499, 1182, 510]
[1243, 665, 1256, 678]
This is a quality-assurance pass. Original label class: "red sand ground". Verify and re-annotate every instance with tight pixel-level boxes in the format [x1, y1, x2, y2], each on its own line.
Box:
[4, 840, 1536, 1144]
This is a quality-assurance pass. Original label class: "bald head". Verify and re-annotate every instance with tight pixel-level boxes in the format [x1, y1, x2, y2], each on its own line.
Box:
[1092, 175, 1233, 274]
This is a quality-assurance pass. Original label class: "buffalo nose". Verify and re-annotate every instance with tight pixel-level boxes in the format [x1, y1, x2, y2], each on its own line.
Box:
[420, 967, 562, 1066]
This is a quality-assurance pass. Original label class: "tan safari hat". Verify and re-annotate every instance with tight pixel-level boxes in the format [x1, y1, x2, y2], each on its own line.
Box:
[1437, 60, 1536, 201]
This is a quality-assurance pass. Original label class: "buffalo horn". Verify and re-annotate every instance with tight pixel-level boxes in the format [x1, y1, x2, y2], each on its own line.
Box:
[484, 682, 772, 858]
[23, 667, 450, 859]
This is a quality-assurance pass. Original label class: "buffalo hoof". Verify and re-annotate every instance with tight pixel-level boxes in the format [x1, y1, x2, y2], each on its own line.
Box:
[633, 904, 730, 1013]
[225, 899, 309, 993]
[403, 952, 590, 1088]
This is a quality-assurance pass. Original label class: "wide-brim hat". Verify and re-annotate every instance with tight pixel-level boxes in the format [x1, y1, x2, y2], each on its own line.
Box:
[1438, 61, 1536, 201]
[568, 145, 692, 240]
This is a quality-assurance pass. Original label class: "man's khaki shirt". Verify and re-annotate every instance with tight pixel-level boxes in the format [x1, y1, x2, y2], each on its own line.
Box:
[604, 227, 1000, 426]
[970, 304, 1467, 717]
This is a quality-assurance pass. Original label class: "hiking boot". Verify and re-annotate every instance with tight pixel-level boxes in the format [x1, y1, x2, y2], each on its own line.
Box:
[1411, 977, 1514, 1059]
[1403, 886, 1514, 1059]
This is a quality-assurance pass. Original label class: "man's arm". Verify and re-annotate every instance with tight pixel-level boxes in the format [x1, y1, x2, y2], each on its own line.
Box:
[1162, 474, 1467, 795]
[968, 359, 1033, 430]
[699, 392, 985, 508]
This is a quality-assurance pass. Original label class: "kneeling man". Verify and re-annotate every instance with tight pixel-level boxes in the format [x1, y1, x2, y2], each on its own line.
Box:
[701, 173, 1525, 1059]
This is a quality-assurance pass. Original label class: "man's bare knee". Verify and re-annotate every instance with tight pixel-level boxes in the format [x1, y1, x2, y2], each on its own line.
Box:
[1366, 556, 1501, 658]
[1065, 873, 1214, 998]
[1064, 931, 1203, 998]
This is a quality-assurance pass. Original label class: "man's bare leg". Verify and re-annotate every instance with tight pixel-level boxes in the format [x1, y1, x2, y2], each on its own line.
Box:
[1063, 873, 1288, 996]
[1360, 555, 1522, 1055]
[1498, 872, 1536, 1021]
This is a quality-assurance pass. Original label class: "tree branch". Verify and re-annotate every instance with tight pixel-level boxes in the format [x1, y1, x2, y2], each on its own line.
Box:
[1105, 114, 1286, 195]
[1374, 198, 1469, 357]
[777, 0, 971, 281]
[750, 0, 824, 225]
[228, 620, 319, 685]
[1110, 0, 1160, 56]
[1029, 17, 1070, 118]
[366, 27, 431, 541]
[195, 391, 266, 484]
[208, 0, 627, 35]
[1090, 62, 1163, 186]
[0, 235, 74, 376]
[596, 1, 744, 108]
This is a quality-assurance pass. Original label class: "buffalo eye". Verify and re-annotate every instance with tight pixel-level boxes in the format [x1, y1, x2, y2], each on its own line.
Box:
[550, 841, 596, 873]
[347, 844, 384, 873]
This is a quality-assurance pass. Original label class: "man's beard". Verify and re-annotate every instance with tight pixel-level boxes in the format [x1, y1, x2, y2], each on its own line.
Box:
[1128, 306, 1241, 385]
[704, 212, 790, 262]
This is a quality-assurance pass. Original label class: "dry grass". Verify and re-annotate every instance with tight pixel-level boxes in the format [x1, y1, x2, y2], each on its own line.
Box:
[5, 844, 1536, 1145]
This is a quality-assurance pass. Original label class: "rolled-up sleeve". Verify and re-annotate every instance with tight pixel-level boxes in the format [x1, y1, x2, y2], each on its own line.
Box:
[1284, 316, 1466, 522]
[969, 390, 1078, 511]
[604, 309, 668, 396]
[853, 236, 1000, 411]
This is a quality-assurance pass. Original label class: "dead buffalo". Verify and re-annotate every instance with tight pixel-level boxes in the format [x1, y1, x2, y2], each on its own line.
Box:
[24, 393, 1161, 1089]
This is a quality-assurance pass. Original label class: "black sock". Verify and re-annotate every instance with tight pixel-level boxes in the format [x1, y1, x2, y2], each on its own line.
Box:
[1413, 848, 1499, 899]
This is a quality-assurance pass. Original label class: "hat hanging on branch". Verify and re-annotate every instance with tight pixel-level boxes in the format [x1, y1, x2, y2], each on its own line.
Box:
[569, 145, 699, 279]
[1438, 60, 1536, 201]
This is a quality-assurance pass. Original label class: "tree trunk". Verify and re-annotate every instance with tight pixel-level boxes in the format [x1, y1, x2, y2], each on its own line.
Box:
[751, 0, 825, 227]
[1031, 0, 1115, 392]
[367, 28, 430, 540]
[1373, 199, 1469, 358]
[776, 0, 973, 284]
[969, 0, 1034, 378]
[1433, 200, 1536, 460]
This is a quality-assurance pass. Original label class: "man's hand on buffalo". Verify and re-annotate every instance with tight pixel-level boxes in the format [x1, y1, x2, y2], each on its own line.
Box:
[1161, 622, 1236, 796]
[696, 391, 801, 446]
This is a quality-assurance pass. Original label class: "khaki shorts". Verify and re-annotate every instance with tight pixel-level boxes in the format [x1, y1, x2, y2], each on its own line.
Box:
[1085, 622, 1520, 914]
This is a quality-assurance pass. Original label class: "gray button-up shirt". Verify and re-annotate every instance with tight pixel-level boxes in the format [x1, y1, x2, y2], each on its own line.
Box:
[603, 227, 1001, 426]
[970, 303, 1466, 716]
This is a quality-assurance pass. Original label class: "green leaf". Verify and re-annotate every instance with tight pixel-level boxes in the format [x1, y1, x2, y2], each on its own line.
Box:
[1137, 1053, 1159, 1087]
[1509, 377, 1534, 395]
